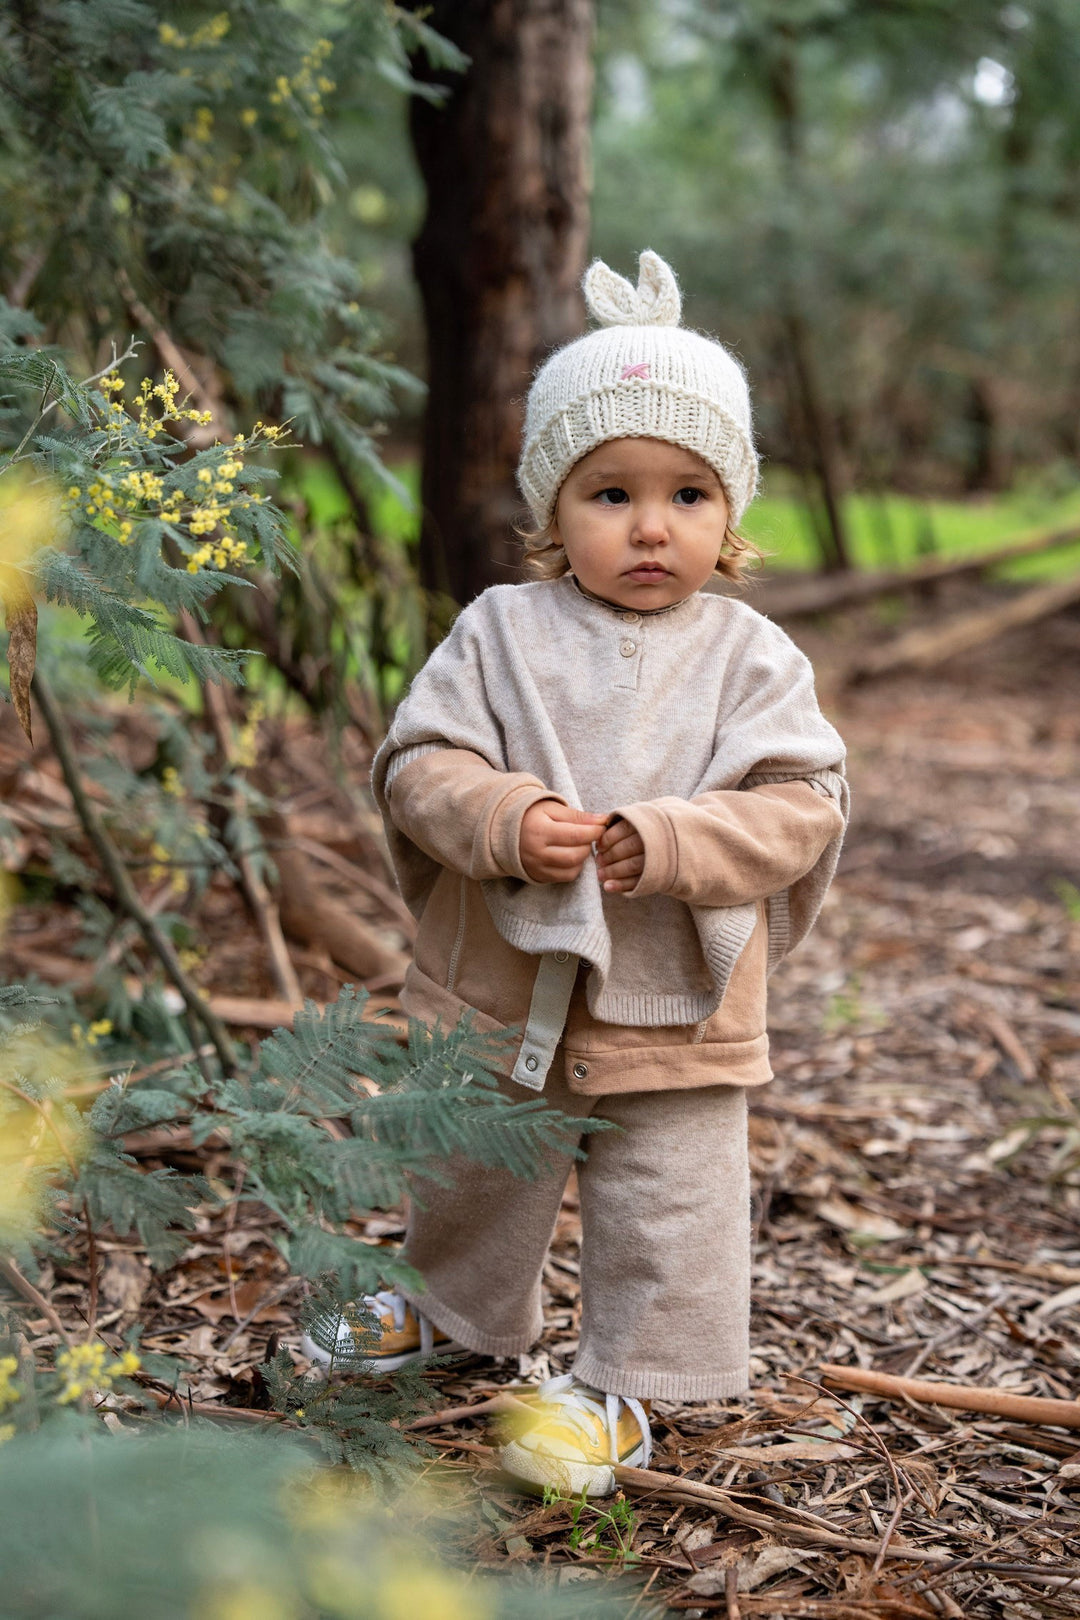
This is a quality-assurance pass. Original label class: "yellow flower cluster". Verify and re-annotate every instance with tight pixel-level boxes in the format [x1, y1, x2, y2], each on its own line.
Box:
[0, 1356, 21, 1413]
[269, 37, 335, 118]
[233, 699, 265, 769]
[159, 13, 230, 49]
[147, 840, 189, 895]
[190, 106, 215, 144]
[187, 535, 250, 574]
[56, 1343, 140, 1405]
[70, 1018, 113, 1048]
[131, 371, 213, 440]
[64, 371, 287, 575]
[0, 1355, 19, 1446]
[161, 765, 182, 797]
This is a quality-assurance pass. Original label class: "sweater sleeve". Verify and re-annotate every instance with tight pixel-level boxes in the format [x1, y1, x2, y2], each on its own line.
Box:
[614, 780, 845, 907]
[386, 746, 568, 885]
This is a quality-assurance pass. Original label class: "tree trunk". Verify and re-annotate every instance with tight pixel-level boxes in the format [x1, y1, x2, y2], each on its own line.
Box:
[763, 27, 851, 573]
[408, 0, 594, 607]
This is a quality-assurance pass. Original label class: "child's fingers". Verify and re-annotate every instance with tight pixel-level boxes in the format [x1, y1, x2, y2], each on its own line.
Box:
[541, 844, 591, 869]
[544, 804, 609, 827]
[602, 875, 640, 893]
[596, 819, 643, 856]
[543, 818, 606, 847]
[597, 829, 643, 862]
[597, 854, 644, 881]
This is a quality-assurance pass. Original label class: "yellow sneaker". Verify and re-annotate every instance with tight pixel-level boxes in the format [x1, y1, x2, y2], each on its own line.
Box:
[300, 1290, 464, 1373]
[497, 1373, 652, 1497]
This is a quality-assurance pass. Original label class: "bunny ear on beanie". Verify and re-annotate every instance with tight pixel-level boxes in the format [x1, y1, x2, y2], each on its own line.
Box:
[583, 249, 682, 328]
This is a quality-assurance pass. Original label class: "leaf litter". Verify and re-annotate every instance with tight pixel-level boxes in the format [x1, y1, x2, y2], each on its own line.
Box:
[1, 584, 1079, 1615]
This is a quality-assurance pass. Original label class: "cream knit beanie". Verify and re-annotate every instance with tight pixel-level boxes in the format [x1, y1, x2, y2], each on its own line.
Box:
[518, 250, 759, 528]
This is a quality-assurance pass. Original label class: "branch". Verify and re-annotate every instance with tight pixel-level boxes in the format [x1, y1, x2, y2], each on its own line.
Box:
[0, 1256, 73, 1346]
[30, 670, 239, 1074]
[819, 1363, 1080, 1428]
[613, 1463, 949, 1565]
[115, 269, 226, 444]
[7, 340, 141, 466]
[176, 610, 303, 1007]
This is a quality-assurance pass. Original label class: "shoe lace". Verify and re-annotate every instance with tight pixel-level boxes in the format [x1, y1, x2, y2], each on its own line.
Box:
[364, 1290, 436, 1354]
[532, 1373, 652, 1467]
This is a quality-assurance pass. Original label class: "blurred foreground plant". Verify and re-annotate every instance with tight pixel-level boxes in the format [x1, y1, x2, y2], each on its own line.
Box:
[0, 1426, 622, 1620]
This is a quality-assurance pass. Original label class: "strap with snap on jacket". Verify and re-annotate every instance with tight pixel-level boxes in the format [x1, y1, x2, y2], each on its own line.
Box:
[510, 950, 580, 1091]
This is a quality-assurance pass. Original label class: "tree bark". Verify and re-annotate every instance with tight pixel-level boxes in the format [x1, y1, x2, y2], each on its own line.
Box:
[408, 0, 594, 606]
[763, 27, 851, 573]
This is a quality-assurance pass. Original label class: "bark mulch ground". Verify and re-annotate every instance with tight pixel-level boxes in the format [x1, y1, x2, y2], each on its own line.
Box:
[2, 582, 1079, 1618]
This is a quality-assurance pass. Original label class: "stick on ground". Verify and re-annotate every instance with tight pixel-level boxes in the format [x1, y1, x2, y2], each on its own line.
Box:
[820, 1363, 1080, 1427]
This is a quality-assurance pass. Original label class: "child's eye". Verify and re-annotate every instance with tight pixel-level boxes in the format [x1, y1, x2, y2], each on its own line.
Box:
[674, 487, 706, 506]
[594, 487, 629, 505]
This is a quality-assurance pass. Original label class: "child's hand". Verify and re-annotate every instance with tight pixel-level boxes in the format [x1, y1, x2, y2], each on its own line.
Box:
[595, 818, 646, 893]
[519, 803, 608, 884]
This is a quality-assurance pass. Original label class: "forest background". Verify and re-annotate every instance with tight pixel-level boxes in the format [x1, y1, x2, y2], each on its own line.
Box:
[1, 3, 1079, 1617]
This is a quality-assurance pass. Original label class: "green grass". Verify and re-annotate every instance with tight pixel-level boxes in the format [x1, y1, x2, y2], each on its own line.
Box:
[299, 451, 1080, 584]
[742, 480, 1080, 582]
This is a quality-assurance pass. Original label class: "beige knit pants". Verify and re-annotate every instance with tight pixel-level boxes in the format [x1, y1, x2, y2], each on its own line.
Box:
[399, 1055, 750, 1402]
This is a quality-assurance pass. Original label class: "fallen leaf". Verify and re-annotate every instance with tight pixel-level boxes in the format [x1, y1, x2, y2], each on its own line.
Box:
[816, 1196, 908, 1241]
[738, 1546, 810, 1591]
[688, 1544, 809, 1598]
[1031, 1281, 1080, 1319]
[100, 1251, 150, 1315]
[864, 1267, 927, 1305]
[188, 1279, 291, 1325]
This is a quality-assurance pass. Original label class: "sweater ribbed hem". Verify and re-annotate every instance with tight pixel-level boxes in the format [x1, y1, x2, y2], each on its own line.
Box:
[572, 1348, 750, 1403]
[483, 904, 759, 1027]
[384, 740, 444, 790]
[398, 1287, 542, 1360]
[485, 907, 613, 980]
[765, 887, 791, 974]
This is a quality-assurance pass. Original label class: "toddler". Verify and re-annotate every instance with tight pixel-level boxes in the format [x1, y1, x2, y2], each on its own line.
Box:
[307, 250, 848, 1497]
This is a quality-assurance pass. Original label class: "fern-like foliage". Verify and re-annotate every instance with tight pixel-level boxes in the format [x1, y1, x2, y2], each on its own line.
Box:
[1, 988, 604, 1475]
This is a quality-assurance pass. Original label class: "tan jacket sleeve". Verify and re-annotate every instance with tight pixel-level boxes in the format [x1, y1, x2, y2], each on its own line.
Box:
[615, 780, 845, 907]
[385, 747, 567, 885]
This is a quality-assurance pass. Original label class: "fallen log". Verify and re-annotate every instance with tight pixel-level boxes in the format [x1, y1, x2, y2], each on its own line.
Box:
[749, 524, 1080, 619]
[843, 570, 1080, 683]
[819, 1363, 1080, 1427]
[262, 808, 410, 986]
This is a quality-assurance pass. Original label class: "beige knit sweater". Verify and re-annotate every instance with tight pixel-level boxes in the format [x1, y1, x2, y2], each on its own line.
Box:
[372, 576, 848, 1027]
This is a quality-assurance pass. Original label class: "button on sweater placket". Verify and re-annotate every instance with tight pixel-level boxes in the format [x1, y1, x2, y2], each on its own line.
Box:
[614, 619, 643, 691]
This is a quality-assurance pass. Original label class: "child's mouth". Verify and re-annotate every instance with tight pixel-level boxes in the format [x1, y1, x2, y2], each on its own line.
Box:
[625, 563, 670, 581]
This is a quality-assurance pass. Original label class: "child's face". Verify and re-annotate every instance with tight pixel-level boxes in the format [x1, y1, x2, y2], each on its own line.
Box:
[551, 438, 730, 610]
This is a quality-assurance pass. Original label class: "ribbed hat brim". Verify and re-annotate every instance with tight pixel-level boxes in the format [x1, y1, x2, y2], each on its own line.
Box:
[519, 380, 759, 527]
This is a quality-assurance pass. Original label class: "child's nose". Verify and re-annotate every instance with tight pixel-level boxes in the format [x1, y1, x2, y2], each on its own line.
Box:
[631, 504, 670, 544]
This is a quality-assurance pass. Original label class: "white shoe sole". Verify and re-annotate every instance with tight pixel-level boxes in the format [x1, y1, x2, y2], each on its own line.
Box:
[499, 1438, 646, 1498]
[299, 1330, 466, 1373]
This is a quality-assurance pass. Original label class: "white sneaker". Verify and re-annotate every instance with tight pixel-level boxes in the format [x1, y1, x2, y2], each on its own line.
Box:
[300, 1290, 465, 1373]
[497, 1373, 652, 1497]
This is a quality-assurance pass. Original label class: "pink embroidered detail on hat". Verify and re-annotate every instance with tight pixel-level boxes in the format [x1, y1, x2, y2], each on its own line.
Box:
[620, 362, 650, 380]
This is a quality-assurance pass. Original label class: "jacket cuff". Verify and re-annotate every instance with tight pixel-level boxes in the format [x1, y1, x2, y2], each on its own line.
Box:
[486, 784, 569, 883]
[612, 800, 678, 898]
